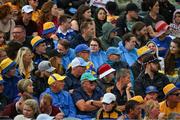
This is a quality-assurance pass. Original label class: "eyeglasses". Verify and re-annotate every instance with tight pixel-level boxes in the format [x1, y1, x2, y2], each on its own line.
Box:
[171, 93, 180, 97]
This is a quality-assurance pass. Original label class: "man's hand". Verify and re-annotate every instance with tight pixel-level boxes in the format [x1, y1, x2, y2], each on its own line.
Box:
[55, 112, 64, 120]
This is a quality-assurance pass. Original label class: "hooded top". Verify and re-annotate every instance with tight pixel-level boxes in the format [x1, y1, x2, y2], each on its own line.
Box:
[118, 41, 138, 66]
[169, 9, 180, 38]
[94, 7, 107, 37]
[99, 22, 122, 50]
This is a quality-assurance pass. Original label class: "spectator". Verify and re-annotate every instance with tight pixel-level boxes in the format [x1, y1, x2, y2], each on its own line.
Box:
[118, 33, 138, 66]
[57, 40, 75, 70]
[106, 47, 129, 71]
[159, 0, 175, 24]
[160, 83, 180, 116]
[14, 99, 40, 120]
[49, 50, 65, 75]
[0, 49, 7, 62]
[131, 46, 152, 80]
[31, 36, 48, 69]
[134, 54, 170, 101]
[40, 94, 63, 117]
[96, 93, 122, 119]
[15, 47, 34, 79]
[106, 68, 133, 111]
[32, 60, 55, 99]
[146, 41, 164, 70]
[0, 4, 15, 40]
[16, 5, 38, 36]
[38, 1, 59, 35]
[131, 21, 149, 48]
[65, 57, 87, 93]
[117, 100, 141, 120]
[17, 79, 34, 99]
[72, 72, 103, 118]
[0, 94, 32, 119]
[10, 25, 32, 49]
[0, 58, 22, 102]
[143, 0, 164, 30]
[57, 15, 76, 42]
[71, 5, 93, 32]
[164, 38, 180, 79]
[0, 76, 8, 111]
[41, 73, 76, 117]
[0, 31, 7, 50]
[144, 86, 159, 101]
[116, 3, 143, 37]
[75, 44, 96, 74]
[89, 38, 107, 71]
[144, 100, 160, 120]
[27, 0, 41, 22]
[100, 22, 121, 50]
[97, 64, 115, 92]
[42, 22, 57, 55]
[152, 20, 172, 58]
[169, 10, 180, 38]
[71, 20, 94, 48]
[94, 7, 107, 37]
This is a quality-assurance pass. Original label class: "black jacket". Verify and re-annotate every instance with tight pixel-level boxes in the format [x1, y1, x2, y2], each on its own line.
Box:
[135, 72, 170, 101]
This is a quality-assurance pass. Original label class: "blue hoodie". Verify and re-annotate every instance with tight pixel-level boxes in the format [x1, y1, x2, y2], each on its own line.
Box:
[118, 41, 138, 66]
[90, 50, 107, 71]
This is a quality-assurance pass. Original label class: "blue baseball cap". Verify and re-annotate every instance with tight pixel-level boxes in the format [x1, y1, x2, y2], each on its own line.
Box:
[145, 86, 159, 94]
[75, 44, 90, 54]
[106, 47, 121, 56]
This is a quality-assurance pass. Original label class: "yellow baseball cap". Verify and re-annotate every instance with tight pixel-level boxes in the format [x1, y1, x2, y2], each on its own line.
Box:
[163, 83, 179, 97]
[129, 95, 144, 103]
[48, 73, 66, 85]
[31, 36, 45, 50]
[0, 58, 16, 74]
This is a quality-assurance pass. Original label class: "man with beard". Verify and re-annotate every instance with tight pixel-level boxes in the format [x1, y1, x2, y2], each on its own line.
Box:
[134, 54, 170, 101]
[116, 3, 143, 37]
[71, 20, 94, 48]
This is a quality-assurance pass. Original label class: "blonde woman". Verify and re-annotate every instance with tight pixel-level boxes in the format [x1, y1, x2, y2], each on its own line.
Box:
[14, 99, 40, 120]
[15, 47, 34, 79]
[144, 100, 160, 120]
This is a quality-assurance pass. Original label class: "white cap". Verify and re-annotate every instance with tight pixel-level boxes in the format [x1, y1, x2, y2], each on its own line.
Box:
[102, 93, 116, 104]
[36, 114, 54, 120]
[38, 61, 56, 72]
[22, 5, 33, 13]
[69, 57, 88, 68]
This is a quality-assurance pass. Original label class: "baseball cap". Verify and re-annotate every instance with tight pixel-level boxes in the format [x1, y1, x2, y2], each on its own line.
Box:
[75, 44, 90, 54]
[163, 83, 179, 98]
[106, 47, 121, 56]
[102, 93, 116, 104]
[80, 72, 97, 82]
[69, 57, 88, 68]
[129, 95, 144, 103]
[48, 73, 66, 85]
[38, 61, 56, 72]
[137, 46, 152, 59]
[36, 114, 54, 120]
[126, 3, 139, 12]
[21, 5, 33, 13]
[145, 86, 159, 94]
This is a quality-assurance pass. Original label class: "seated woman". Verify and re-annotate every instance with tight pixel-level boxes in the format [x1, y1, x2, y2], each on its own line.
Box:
[164, 38, 180, 83]
[15, 47, 34, 79]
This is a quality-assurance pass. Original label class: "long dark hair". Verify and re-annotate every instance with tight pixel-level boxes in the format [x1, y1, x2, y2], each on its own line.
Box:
[164, 38, 180, 75]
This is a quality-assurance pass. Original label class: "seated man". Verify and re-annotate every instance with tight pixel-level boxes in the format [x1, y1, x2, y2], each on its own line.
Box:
[96, 93, 122, 119]
[40, 73, 76, 117]
[106, 68, 133, 111]
[160, 83, 180, 116]
[72, 72, 103, 118]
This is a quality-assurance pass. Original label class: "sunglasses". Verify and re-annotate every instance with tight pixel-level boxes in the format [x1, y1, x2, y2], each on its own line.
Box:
[171, 93, 180, 97]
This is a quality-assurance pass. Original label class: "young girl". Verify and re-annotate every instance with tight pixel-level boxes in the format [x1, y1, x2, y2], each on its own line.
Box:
[0, 31, 7, 49]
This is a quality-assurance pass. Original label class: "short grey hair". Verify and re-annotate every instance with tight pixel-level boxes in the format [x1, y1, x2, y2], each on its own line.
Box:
[116, 68, 130, 81]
